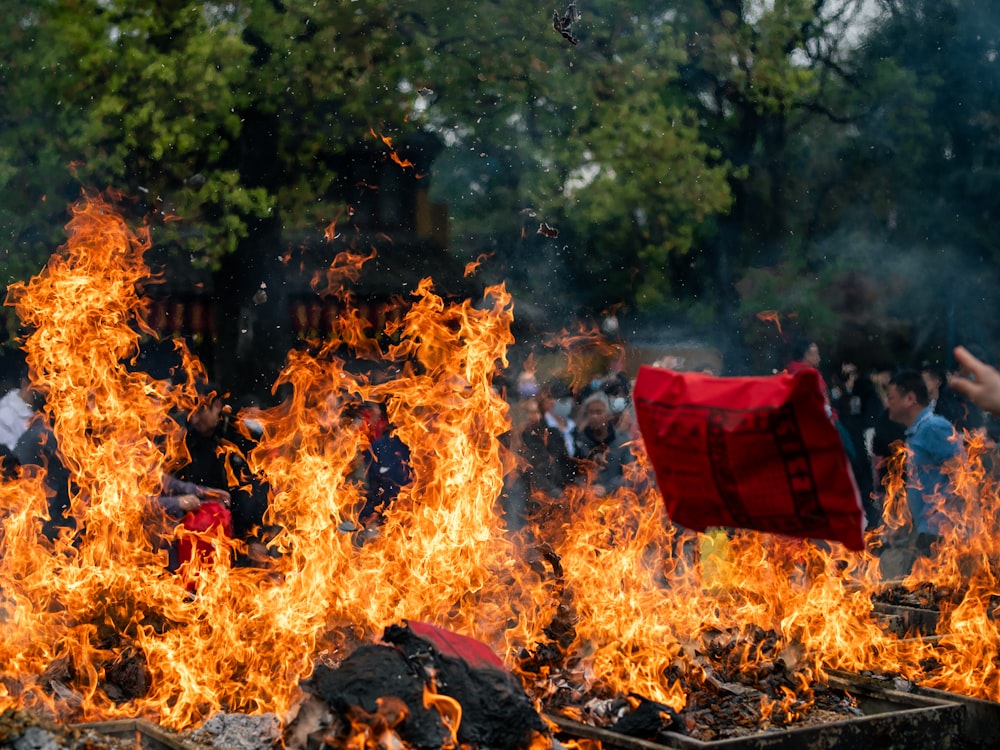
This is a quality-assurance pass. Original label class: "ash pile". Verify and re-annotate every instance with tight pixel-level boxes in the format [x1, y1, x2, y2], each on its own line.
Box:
[285, 620, 552, 750]
[2, 621, 550, 750]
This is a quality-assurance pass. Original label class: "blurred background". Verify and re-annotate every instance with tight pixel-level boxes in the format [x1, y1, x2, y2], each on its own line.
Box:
[0, 0, 995, 392]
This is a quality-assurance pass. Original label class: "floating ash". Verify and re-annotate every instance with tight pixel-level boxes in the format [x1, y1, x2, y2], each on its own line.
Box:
[184, 713, 281, 750]
[1, 710, 187, 750]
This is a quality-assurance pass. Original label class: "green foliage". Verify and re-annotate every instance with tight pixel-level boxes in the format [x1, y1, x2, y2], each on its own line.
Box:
[407, 0, 737, 315]
[0, 0, 996, 366]
[561, 89, 733, 306]
[0, 0, 412, 279]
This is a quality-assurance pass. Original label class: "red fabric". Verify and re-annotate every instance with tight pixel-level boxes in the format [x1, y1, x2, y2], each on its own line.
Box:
[404, 620, 506, 672]
[633, 366, 865, 550]
[177, 500, 233, 568]
[784, 360, 833, 414]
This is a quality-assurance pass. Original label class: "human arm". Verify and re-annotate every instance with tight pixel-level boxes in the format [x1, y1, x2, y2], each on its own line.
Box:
[155, 493, 201, 518]
[950, 346, 1000, 419]
[162, 474, 231, 507]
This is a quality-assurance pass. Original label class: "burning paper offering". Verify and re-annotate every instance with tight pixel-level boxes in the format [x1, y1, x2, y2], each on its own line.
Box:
[633, 366, 865, 550]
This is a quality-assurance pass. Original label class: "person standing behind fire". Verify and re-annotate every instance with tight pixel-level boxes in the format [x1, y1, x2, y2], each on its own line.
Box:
[573, 391, 635, 496]
[176, 383, 270, 561]
[868, 366, 906, 519]
[0, 358, 36, 453]
[785, 338, 825, 388]
[520, 380, 578, 497]
[359, 401, 412, 528]
[832, 362, 882, 529]
[883, 369, 962, 574]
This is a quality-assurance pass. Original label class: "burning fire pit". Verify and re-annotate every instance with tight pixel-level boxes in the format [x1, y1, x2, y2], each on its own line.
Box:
[74, 719, 193, 750]
[547, 673, 964, 750]
[4, 194, 1000, 750]
[0, 712, 193, 750]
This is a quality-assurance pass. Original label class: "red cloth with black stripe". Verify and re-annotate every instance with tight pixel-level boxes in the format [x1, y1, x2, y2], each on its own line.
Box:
[633, 366, 865, 550]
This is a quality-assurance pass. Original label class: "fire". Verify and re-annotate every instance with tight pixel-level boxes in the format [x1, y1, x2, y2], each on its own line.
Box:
[755, 310, 783, 335]
[542, 323, 622, 392]
[342, 695, 409, 750]
[464, 253, 492, 279]
[370, 129, 419, 173]
[423, 684, 461, 748]
[4, 193, 1000, 745]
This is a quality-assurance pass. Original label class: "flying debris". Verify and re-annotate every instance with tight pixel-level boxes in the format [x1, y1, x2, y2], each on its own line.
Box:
[756, 309, 783, 336]
[253, 283, 268, 305]
[519, 208, 538, 218]
[537, 222, 559, 239]
[417, 87, 434, 96]
[553, 2, 580, 45]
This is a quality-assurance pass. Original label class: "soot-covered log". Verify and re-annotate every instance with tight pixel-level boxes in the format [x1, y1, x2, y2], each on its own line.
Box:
[293, 621, 549, 750]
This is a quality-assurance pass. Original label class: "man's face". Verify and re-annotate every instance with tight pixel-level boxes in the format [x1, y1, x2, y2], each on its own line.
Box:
[190, 398, 222, 435]
[885, 384, 912, 424]
[803, 343, 821, 368]
[585, 400, 612, 430]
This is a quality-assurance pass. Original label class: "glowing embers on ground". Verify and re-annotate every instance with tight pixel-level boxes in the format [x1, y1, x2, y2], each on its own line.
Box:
[2, 194, 1000, 746]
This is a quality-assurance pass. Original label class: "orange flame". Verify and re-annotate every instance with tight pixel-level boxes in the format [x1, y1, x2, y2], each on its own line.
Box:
[370, 129, 420, 174]
[543, 322, 623, 392]
[755, 309, 783, 335]
[464, 253, 492, 278]
[5, 193, 1000, 745]
[423, 683, 462, 748]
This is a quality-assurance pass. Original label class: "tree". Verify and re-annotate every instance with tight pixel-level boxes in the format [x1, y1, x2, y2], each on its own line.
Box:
[755, 0, 1000, 365]
[399, 0, 734, 323]
[0, 0, 422, 389]
[397, 0, 891, 370]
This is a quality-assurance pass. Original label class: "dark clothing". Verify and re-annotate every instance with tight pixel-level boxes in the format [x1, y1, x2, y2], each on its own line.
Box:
[933, 383, 984, 433]
[0, 443, 18, 480]
[520, 420, 577, 496]
[14, 419, 74, 541]
[872, 408, 907, 463]
[870, 408, 907, 528]
[832, 377, 882, 526]
[572, 424, 635, 494]
[177, 430, 267, 540]
[360, 431, 411, 524]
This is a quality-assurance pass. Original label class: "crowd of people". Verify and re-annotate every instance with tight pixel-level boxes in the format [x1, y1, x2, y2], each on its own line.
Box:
[504, 364, 642, 531]
[785, 337, 997, 575]
[503, 336, 1000, 578]
[5, 329, 1000, 580]
[0, 348, 420, 569]
[0, 354, 279, 573]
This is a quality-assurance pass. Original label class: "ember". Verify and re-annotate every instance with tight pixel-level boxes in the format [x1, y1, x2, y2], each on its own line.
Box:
[532, 623, 860, 743]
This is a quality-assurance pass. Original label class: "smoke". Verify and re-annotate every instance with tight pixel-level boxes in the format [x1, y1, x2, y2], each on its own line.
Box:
[796, 229, 1000, 370]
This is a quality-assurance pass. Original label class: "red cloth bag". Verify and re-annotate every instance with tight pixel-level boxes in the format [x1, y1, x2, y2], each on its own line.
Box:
[633, 366, 865, 550]
[177, 500, 233, 569]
